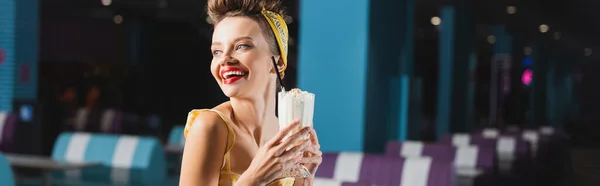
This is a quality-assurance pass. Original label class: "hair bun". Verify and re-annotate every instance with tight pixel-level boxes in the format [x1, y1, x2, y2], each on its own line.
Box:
[207, 0, 286, 24]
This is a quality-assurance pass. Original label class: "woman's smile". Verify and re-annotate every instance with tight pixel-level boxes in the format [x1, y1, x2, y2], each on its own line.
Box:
[220, 66, 249, 84]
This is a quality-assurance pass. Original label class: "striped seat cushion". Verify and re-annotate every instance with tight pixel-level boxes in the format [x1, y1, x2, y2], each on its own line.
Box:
[51, 132, 166, 186]
[167, 126, 185, 147]
[316, 152, 456, 186]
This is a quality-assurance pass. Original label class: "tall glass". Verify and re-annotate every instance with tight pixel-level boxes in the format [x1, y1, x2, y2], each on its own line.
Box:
[277, 88, 315, 178]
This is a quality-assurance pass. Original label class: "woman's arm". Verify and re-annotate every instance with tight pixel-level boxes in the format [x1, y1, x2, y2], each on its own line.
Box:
[179, 112, 229, 186]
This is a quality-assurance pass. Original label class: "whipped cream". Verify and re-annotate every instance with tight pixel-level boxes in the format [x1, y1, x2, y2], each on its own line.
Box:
[278, 88, 315, 131]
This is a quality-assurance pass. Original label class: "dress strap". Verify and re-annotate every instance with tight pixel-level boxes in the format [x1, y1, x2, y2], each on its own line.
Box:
[184, 109, 237, 171]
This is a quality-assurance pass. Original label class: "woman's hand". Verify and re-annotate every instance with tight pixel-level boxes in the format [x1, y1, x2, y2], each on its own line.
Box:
[301, 128, 322, 176]
[238, 120, 312, 185]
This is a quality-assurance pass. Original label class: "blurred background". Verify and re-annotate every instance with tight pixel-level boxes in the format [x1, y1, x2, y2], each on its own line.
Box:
[0, 0, 599, 185]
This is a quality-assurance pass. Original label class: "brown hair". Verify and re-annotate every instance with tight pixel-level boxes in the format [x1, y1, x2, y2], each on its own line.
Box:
[207, 0, 287, 56]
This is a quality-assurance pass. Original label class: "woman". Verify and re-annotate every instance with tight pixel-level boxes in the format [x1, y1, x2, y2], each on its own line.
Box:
[180, 0, 322, 185]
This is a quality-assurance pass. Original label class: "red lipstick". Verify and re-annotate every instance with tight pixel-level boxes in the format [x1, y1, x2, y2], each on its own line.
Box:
[220, 67, 247, 84]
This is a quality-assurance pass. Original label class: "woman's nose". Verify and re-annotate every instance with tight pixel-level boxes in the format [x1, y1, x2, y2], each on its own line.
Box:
[220, 55, 239, 66]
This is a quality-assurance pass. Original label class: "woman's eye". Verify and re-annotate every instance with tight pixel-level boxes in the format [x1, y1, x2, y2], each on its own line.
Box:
[236, 44, 251, 50]
[213, 50, 222, 55]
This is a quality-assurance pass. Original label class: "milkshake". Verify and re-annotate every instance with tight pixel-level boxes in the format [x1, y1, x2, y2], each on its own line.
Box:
[277, 88, 315, 178]
[278, 88, 315, 139]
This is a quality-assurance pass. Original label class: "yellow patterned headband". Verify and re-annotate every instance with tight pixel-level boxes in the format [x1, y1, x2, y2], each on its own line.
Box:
[260, 8, 288, 78]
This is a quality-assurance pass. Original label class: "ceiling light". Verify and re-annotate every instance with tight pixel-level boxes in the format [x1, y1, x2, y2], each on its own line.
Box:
[113, 15, 123, 24]
[101, 0, 111, 6]
[539, 24, 549, 33]
[430, 16, 441, 26]
[487, 35, 496, 44]
[507, 6, 516, 15]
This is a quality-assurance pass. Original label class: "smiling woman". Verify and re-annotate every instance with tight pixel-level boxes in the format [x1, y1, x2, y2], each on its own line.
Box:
[179, 0, 322, 186]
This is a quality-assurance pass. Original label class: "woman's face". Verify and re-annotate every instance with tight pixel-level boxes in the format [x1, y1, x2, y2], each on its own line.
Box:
[211, 16, 277, 98]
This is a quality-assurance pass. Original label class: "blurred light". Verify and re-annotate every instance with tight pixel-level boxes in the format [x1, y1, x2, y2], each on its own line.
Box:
[487, 35, 496, 44]
[101, 0, 111, 6]
[585, 48, 593, 56]
[507, 6, 517, 15]
[553, 32, 561, 40]
[113, 15, 123, 24]
[539, 24, 549, 33]
[430, 16, 441, 26]
[523, 57, 533, 67]
[522, 69, 533, 86]
[524, 47, 532, 56]
[206, 17, 214, 24]
[158, 0, 168, 8]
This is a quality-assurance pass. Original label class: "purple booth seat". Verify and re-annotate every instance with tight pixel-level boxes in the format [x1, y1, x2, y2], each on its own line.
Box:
[538, 126, 556, 136]
[316, 152, 456, 186]
[0, 112, 17, 152]
[471, 136, 533, 186]
[385, 141, 455, 162]
[474, 128, 530, 139]
[385, 141, 498, 186]
[474, 128, 550, 157]
[521, 129, 559, 158]
[100, 109, 124, 133]
[386, 141, 496, 171]
[112, 111, 124, 133]
[440, 134, 532, 171]
[440, 134, 531, 160]
[440, 133, 496, 148]
[313, 178, 378, 186]
[523, 129, 568, 186]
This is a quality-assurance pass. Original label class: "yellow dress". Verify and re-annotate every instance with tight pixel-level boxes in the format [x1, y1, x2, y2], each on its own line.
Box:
[185, 109, 295, 186]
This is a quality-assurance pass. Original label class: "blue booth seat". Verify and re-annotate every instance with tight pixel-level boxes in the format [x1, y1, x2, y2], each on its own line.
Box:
[166, 125, 185, 176]
[167, 126, 185, 147]
[0, 153, 15, 186]
[50, 132, 167, 186]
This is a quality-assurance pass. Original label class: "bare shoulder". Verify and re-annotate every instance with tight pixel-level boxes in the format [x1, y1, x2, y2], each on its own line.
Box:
[185, 109, 228, 139]
[180, 108, 230, 185]
[184, 102, 232, 138]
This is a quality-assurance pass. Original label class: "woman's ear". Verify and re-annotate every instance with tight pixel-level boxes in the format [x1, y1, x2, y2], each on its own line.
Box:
[275, 55, 285, 73]
[270, 55, 285, 74]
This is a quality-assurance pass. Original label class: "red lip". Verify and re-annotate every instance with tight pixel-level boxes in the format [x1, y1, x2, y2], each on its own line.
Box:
[224, 76, 243, 84]
[220, 67, 246, 84]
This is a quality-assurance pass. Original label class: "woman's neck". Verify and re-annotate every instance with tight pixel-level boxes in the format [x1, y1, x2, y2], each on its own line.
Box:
[229, 75, 278, 141]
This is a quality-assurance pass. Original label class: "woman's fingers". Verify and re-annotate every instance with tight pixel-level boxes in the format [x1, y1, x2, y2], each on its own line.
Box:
[277, 126, 311, 150]
[288, 139, 311, 154]
[304, 145, 322, 156]
[300, 144, 322, 164]
[268, 120, 301, 147]
[280, 152, 303, 170]
[299, 156, 322, 164]
[277, 140, 309, 159]
[308, 128, 320, 145]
